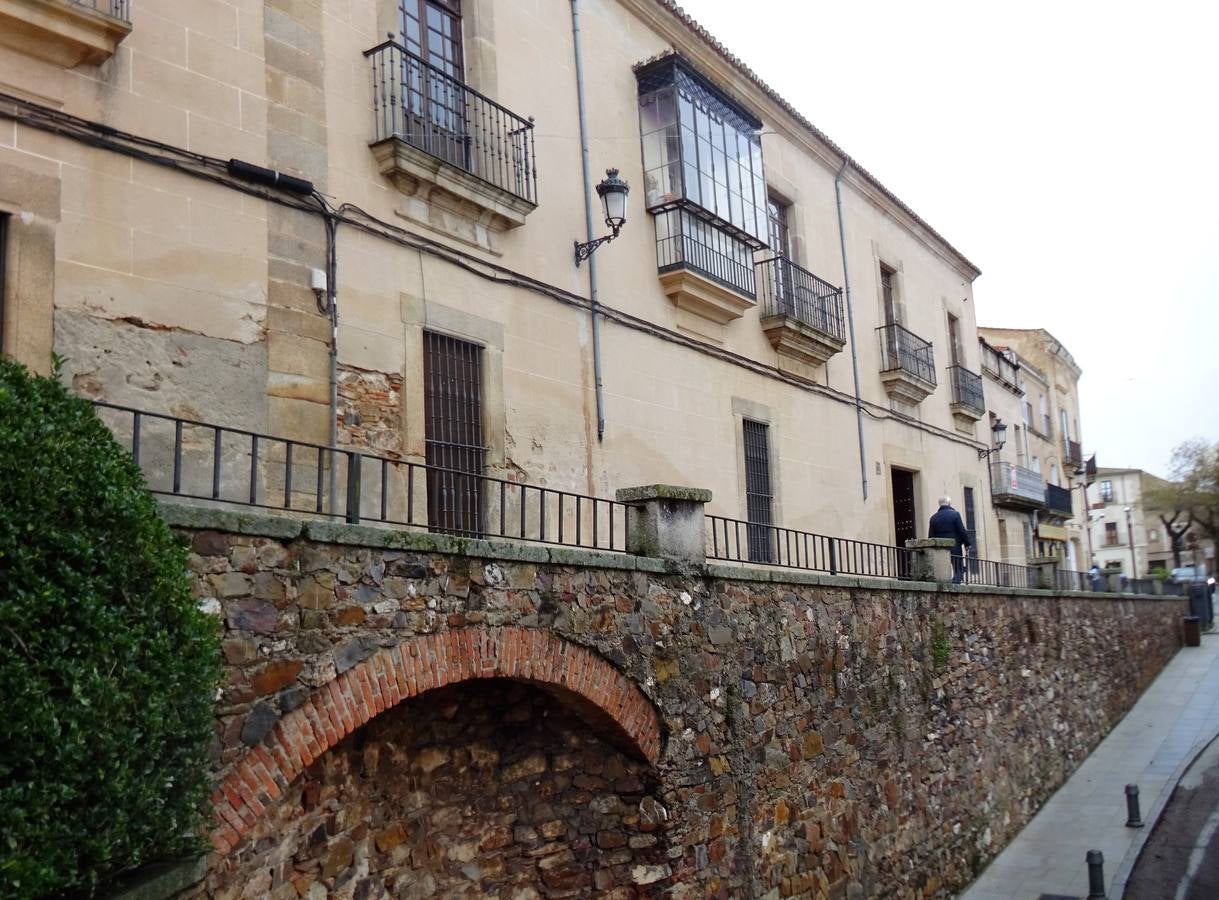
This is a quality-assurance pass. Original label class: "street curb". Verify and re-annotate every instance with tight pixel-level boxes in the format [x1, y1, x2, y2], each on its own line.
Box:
[1110, 663, 1219, 896]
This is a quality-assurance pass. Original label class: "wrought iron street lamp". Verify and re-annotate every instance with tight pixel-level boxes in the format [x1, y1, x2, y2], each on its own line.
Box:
[574, 168, 629, 265]
[977, 418, 1008, 460]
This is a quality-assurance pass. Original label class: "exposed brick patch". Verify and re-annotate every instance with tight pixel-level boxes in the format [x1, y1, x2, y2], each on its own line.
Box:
[210, 626, 662, 855]
[337, 366, 403, 456]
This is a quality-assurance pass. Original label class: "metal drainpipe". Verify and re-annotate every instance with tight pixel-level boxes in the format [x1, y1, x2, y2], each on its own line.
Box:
[570, 0, 606, 442]
[323, 212, 339, 512]
[834, 159, 868, 501]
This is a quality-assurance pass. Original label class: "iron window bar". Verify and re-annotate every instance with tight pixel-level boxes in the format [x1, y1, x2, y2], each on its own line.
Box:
[364, 39, 538, 205]
[876, 323, 936, 387]
[756, 256, 846, 343]
[91, 401, 631, 553]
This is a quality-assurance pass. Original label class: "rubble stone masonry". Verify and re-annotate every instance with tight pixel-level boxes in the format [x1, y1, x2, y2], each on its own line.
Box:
[168, 504, 1185, 899]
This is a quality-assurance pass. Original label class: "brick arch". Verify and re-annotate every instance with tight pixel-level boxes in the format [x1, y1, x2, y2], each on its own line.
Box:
[208, 626, 662, 855]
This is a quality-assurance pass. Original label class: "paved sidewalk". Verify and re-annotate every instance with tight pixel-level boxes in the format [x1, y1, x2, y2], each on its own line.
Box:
[960, 633, 1219, 899]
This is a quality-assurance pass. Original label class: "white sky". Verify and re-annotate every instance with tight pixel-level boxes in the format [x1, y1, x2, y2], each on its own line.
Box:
[675, 0, 1219, 478]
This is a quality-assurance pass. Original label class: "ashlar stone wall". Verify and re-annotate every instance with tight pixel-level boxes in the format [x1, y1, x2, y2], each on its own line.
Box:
[169, 504, 1185, 899]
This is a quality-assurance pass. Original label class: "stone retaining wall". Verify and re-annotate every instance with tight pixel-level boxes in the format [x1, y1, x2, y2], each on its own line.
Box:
[168, 504, 1185, 899]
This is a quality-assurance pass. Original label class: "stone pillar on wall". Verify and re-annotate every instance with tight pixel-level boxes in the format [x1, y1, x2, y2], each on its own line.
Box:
[1029, 556, 1062, 590]
[906, 538, 954, 584]
[615, 485, 711, 566]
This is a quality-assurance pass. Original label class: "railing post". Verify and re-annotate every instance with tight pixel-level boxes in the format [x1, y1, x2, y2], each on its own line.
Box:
[346, 451, 362, 524]
[905, 538, 954, 584]
[1029, 556, 1062, 590]
[615, 485, 711, 565]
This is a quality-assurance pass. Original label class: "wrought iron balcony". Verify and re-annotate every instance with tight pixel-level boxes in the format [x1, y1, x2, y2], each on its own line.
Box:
[365, 40, 537, 230]
[71, 0, 129, 19]
[756, 256, 845, 367]
[947, 365, 985, 421]
[877, 323, 936, 404]
[990, 462, 1047, 510]
[1063, 438, 1083, 468]
[979, 340, 1020, 391]
[1045, 483, 1074, 517]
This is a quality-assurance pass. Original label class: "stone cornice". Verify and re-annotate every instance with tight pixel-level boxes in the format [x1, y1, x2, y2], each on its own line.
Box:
[619, 0, 982, 282]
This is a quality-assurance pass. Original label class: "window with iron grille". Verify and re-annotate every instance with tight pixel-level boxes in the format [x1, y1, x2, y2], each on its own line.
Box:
[742, 419, 773, 563]
[963, 486, 977, 549]
[423, 331, 486, 535]
[1105, 522, 1119, 546]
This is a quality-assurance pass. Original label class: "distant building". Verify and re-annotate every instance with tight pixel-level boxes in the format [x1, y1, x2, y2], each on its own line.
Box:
[978, 328, 1088, 570]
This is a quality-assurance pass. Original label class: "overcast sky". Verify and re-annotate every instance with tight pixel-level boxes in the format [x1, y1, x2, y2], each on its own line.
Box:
[676, 0, 1219, 478]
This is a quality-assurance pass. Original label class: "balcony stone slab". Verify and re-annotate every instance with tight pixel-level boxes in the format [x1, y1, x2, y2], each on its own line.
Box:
[760, 314, 845, 368]
[372, 137, 537, 252]
[880, 368, 936, 406]
[658, 267, 755, 325]
[0, 0, 130, 67]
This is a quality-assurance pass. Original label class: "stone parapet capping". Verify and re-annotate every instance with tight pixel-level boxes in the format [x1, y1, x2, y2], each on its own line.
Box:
[905, 538, 955, 584]
[615, 484, 711, 566]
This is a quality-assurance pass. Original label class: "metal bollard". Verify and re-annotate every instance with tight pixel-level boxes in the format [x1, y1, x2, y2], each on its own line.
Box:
[1086, 849, 1106, 899]
[1125, 784, 1143, 828]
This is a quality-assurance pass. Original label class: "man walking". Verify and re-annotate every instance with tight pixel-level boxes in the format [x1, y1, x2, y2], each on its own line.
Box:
[929, 496, 972, 584]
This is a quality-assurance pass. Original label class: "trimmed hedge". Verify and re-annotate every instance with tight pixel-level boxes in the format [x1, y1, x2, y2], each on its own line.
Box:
[0, 358, 221, 898]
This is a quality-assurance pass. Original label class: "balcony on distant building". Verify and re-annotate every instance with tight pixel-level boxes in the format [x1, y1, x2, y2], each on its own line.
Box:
[1045, 483, 1074, 518]
[991, 462, 1047, 510]
[1063, 438, 1083, 469]
[947, 364, 985, 423]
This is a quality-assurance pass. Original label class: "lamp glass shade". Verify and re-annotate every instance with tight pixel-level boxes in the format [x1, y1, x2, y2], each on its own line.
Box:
[596, 168, 630, 231]
[992, 419, 1007, 449]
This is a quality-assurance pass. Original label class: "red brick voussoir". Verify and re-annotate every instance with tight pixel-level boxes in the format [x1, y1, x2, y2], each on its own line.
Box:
[208, 626, 663, 855]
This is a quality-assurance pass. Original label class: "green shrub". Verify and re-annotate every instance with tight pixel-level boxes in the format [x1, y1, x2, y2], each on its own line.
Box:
[0, 357, 221, 898]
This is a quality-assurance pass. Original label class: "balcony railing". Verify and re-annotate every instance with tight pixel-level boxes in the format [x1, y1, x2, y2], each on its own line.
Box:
[756, 257, 845, 343]
[1045, 483, 1073, 516]
[877, 323, 936, 386]
[947, 365, 984, 416]
[1063, 439, 1083, 468]
[991, 461, 1047, 508]
[655, 208, 756, 298]
[71, 0, 129, 20]
[979, 341, 1020, 390]
[92, 402, 630, 552]
[365, 40, 537, 205]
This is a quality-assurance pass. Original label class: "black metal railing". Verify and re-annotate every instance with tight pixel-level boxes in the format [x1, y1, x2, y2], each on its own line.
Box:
[365, 40, 537, 205]
[1064, 439, 1083, 468]
[948, 365, 984, 416]
[756, 257, 845, 343]
[979, 341, 1020, 389]
[706, 515, 911, 579]
[70, 0, 130, 20]
[952, 554, 1039, 589]
[877, 323, 936, 386]
[1056, 569, 1090, 592]
[1045, 483, 1073, 516]
[93, 402, 629, 552]
[655, 208, 756, 298]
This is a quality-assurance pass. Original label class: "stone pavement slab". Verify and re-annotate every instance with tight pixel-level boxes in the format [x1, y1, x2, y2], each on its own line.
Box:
[959, 633, 1219, 899]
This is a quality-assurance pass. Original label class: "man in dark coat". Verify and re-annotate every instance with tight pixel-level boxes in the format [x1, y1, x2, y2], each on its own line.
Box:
[929, 495, 971, 583]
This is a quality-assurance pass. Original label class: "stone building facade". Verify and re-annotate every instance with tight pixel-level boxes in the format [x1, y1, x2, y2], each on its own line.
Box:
[0, 0, 1005, 554]
[977, 328, 1088, 570]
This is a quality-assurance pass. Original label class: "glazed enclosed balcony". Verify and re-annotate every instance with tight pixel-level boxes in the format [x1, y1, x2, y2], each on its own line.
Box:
[876, 323, 936, 405]
[1045, 483, 1074, 518]
[365, 40, 538, 237]
[947, 364, 985, 423]
[990, 462, 1047, 510]
[1, 0, 131, 66]
[756, 257, 845, 367]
